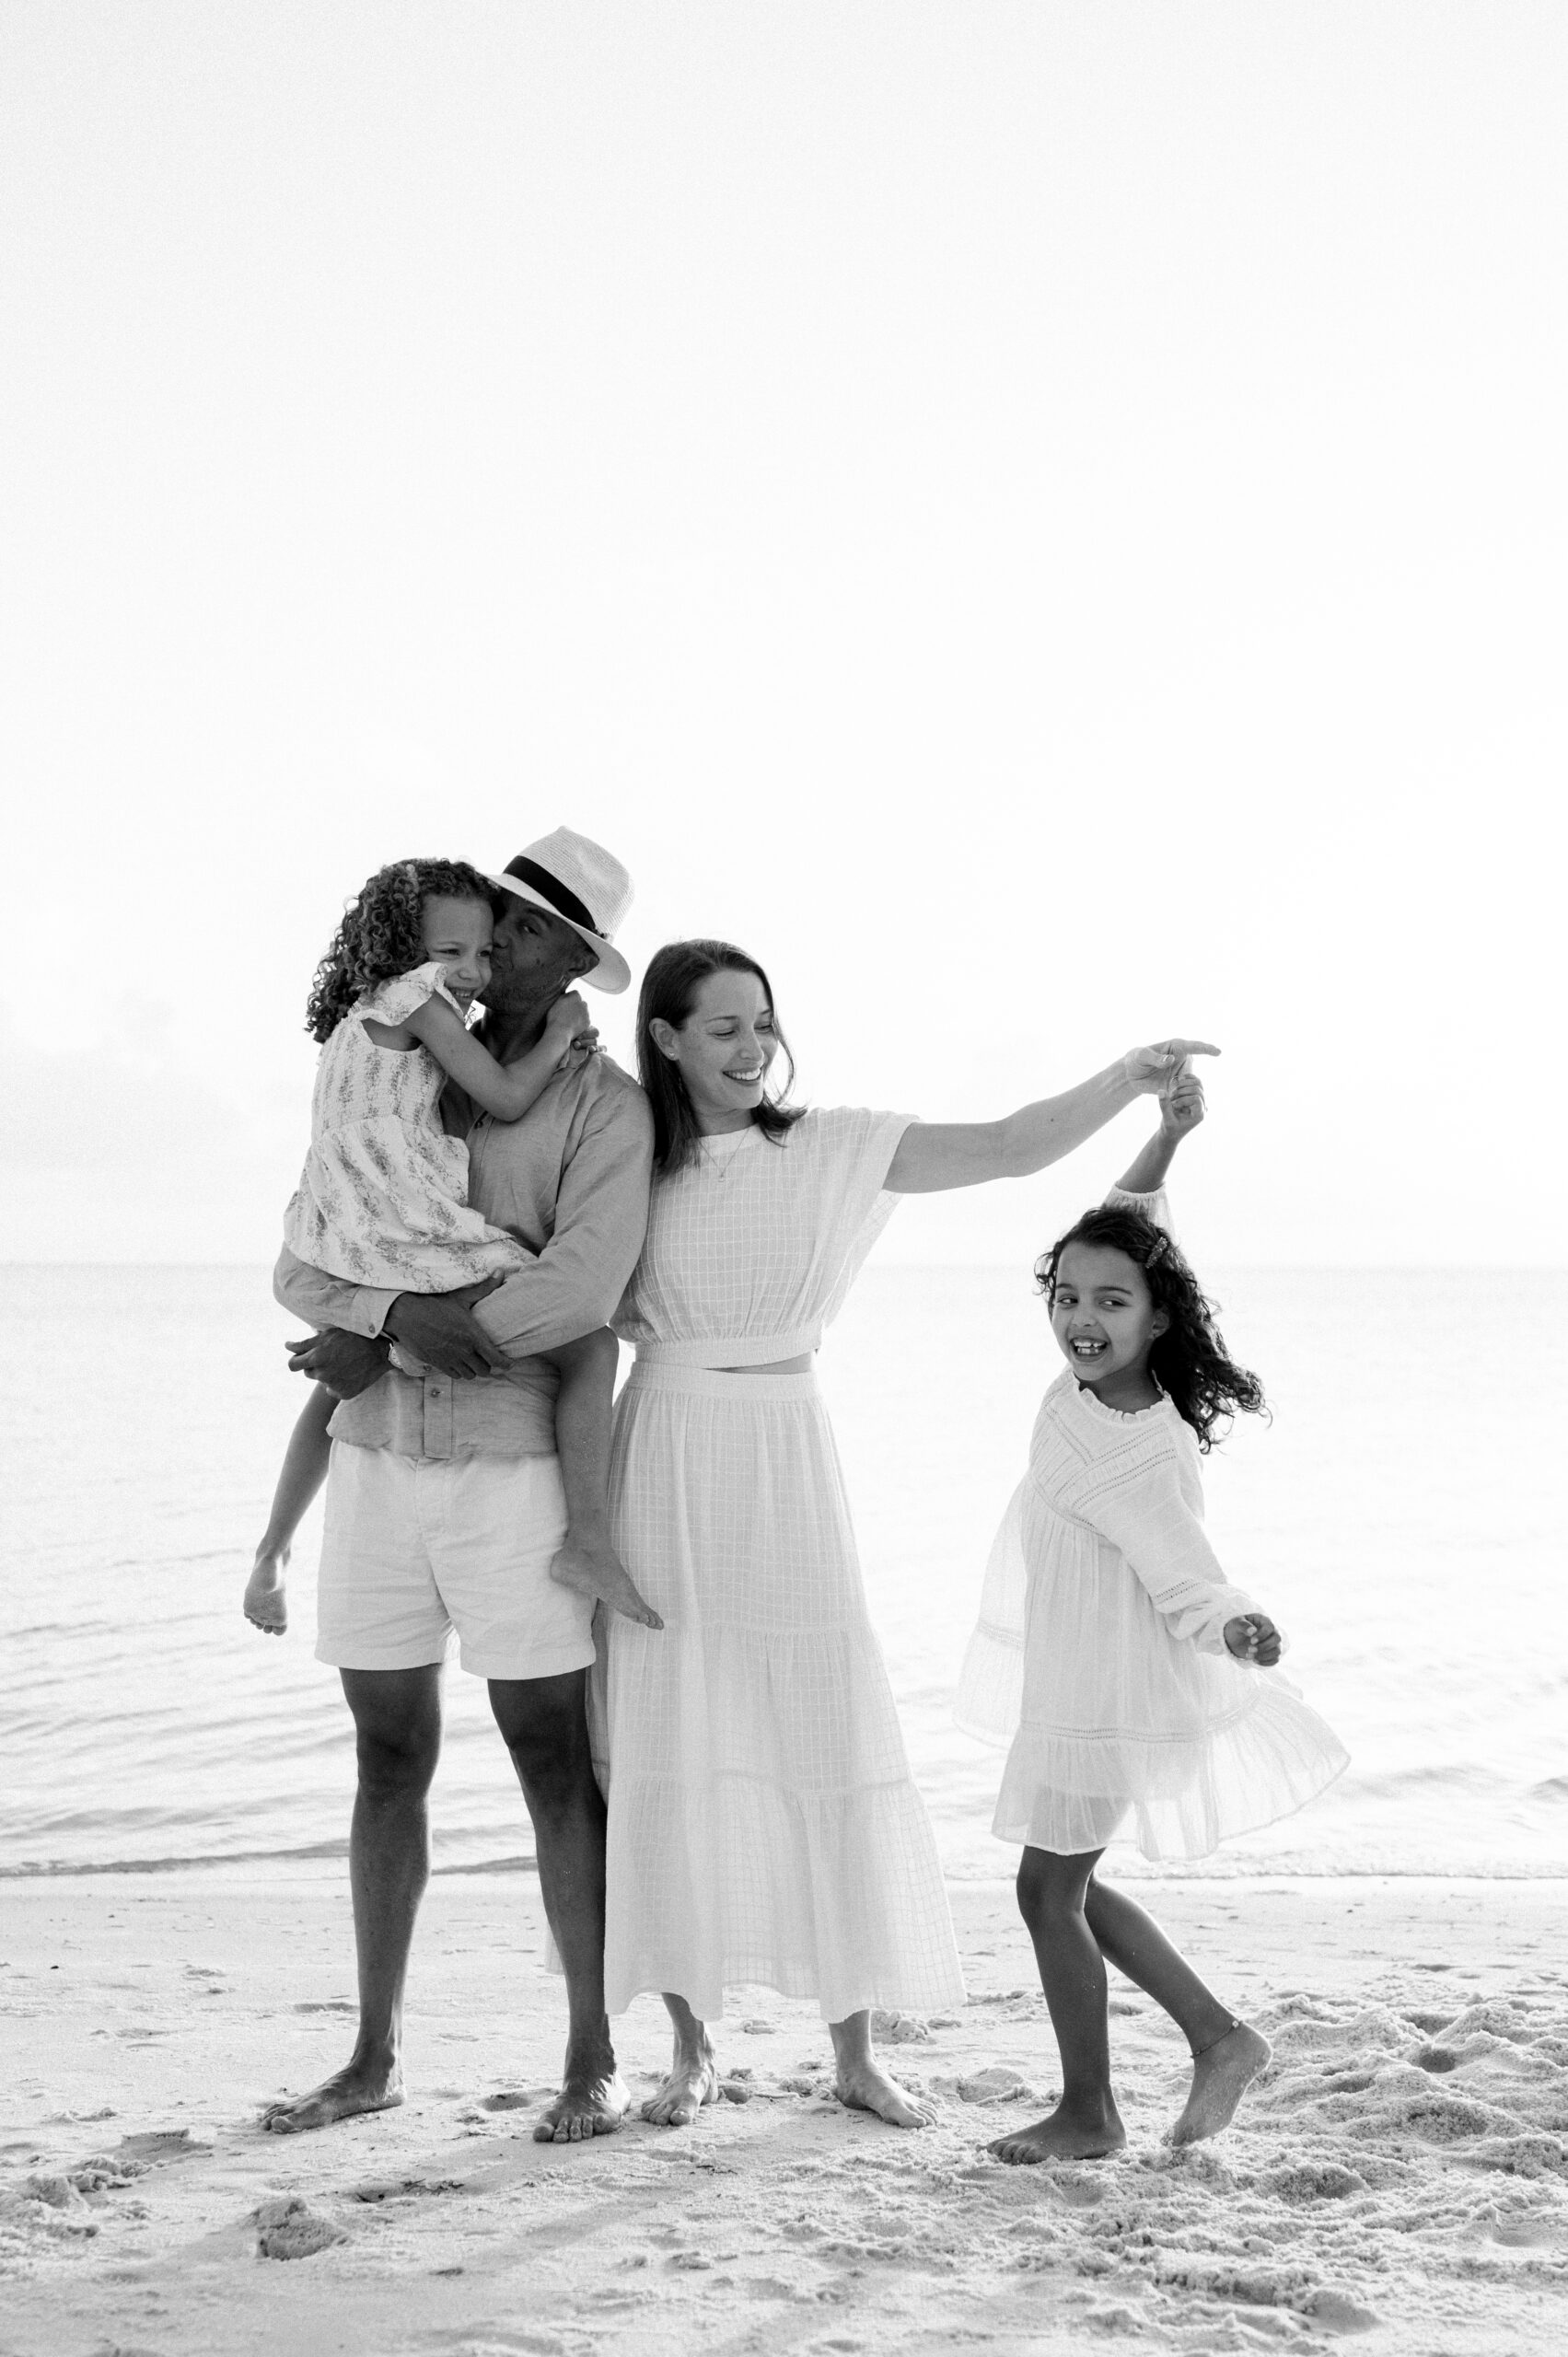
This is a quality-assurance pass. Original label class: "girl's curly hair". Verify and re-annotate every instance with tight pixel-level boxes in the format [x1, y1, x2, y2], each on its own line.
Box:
[1037, 1204, 1267, 1452]
[305, 858, 497, 1042]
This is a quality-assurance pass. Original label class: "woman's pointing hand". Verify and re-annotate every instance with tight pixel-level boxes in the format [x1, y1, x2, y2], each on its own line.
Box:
[1121, 1040, 1221, 1093]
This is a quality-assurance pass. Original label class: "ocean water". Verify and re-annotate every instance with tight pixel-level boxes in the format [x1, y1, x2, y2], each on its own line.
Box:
[3, 1264, 1563, 1880]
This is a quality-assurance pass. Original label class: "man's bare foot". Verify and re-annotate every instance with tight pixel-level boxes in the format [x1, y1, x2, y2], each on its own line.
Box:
[549, 1532, 663, 1630]
[989, 2101, 1127, 2164]
[532, 2065, 631, 2144]
[261, 2055, 402, 2135]
[835, 2058, 937, 2130]
[643, 2041, 721, 2127]
[1167, 2021, 1271, 2145]
[244, 1547, 289, 1635]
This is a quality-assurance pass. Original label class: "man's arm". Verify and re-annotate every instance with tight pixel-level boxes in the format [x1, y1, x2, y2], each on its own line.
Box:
[471, 1086, 655, 1356]
[273, 1248, 402, 1397]
[278, 1083, 655, 1387]
[374, 1083, 655, 1376]
[273, 1248, 399, 1340]
[274, 1249, 506, 1390]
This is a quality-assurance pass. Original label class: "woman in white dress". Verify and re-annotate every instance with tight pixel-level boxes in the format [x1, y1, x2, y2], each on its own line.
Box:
[602, 935, 1216, 2129]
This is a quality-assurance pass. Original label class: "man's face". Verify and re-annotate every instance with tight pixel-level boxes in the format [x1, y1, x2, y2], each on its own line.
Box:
[484, 895, 596, 1012]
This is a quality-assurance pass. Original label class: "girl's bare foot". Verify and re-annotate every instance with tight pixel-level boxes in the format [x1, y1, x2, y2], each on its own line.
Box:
[549, 1534, 663, 1630]
[834, 2057, 937, 2129]
[261, 2052, 401, 2133]
[244, 1547, 289, 1635]
[643, 2019, 720, 2125]
[1167, 2021, 1272, 2145]
[989, 2099, 1126, 2164]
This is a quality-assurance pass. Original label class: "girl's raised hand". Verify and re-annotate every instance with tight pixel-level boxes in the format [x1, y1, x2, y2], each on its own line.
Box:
[1224, 1612, 1282, 1668]
[544, 990, 597, 1069]
[1160, 1063, 1207, 1137]
[1123, 1039, 1220, 1093]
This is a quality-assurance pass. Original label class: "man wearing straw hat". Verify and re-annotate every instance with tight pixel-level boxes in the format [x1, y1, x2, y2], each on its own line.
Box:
[263, 827, 652, 2147]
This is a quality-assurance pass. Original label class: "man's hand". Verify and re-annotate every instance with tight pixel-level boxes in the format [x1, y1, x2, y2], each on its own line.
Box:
[284, 1329, 392, 1399]
[1123, 1039, 1220, 1093]
[1224, 1612, 1282, 1668]
[383, 1276, 511, 1380]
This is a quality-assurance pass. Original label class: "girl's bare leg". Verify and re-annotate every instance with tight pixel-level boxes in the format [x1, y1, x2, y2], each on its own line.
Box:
[643, 1993, 720, 2125]
[830, 2010, 936, 2129]
[1085, 1875, 1270, 2143]
[247, 1385, 335, 1634]
[543, 1330, 663, 1629]
[991, 1845, 1127, 2163]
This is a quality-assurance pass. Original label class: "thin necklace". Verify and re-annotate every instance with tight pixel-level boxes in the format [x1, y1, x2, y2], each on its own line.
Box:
[700, 1124, 751, 1177]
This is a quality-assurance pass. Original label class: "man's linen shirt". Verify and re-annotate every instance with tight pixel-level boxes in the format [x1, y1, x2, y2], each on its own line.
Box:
[273, 1054, 654, 1461]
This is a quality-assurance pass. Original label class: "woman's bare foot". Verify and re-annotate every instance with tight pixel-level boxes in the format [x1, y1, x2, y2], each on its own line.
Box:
[989, 2099, 1127, 2164]
[1167, 2022, 1272, 2145]
[549, 1532, 663, 1630]
[261, 2053, 402, 2134]
[643, 2016, 720, 2126]
[533, 2063, 631, 2143]
[244, 1546, 289, 1635]
[834, 2057, 937, 2130]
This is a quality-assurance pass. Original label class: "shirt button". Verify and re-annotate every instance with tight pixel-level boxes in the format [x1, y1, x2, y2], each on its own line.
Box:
[429, 1387, 443, 1399]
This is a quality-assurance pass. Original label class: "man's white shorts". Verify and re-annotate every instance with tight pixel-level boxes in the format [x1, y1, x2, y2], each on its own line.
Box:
[315, 1443, 596, 1679]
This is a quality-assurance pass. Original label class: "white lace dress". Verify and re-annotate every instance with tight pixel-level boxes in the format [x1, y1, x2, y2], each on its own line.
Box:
[955, 1353, 1348, 1862]
[600, 1109, 966, 2025]
[283, 961, 530, 1291]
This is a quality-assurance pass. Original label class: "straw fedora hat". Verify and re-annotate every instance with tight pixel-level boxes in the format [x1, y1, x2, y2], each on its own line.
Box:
[487, 828, 633, 994]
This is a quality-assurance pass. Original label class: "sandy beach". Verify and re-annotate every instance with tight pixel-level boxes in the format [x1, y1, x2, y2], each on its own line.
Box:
[4, 1869, 1565, 2356]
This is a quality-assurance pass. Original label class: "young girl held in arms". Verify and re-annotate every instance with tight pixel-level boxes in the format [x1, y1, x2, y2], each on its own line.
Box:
[957, 1074, 1345, 2162]
[244, 856, 659, 1638]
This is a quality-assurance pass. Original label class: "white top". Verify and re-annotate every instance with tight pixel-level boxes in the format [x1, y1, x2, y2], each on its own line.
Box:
[282, 961, 529, 1292]
[614, 1107, 912, 1365]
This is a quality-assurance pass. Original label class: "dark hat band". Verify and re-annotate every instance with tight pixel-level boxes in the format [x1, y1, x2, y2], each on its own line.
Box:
[503, 855, 601, 937]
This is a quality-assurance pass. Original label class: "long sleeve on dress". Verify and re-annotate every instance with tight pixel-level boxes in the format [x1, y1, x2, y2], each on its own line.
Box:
[1077, 1448, 1263, 1656]
[1103, 1183, 1172, 1230]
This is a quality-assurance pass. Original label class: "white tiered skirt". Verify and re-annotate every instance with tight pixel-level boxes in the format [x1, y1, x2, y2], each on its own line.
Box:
[961, 1483, 1349, 1862]
[598, 1363, 965, 2024]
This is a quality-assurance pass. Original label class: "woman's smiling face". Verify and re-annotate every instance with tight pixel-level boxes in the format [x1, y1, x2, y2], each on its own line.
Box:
[1050, 1239, 1168, 1391]
[650, 967, 779, 1132]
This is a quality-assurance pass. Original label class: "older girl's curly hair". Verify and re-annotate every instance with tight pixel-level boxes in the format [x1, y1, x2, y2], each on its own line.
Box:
[1037, 1204, 1267, 1452]
[305, 858, 496, 1042]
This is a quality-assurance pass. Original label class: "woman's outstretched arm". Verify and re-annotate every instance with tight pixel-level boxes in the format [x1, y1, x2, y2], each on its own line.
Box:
[883, 1041, 1218, 1196]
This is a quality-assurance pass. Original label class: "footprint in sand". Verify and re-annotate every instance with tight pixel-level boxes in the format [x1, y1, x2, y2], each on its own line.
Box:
[349, 2176, 467, 2203]
[256, 2194, 346, 2259]
[1306, 2286, 1380, 2334]
[117, 2131, 207, 2163]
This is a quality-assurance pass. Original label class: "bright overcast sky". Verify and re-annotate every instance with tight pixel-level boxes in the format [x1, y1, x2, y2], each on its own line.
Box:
[3, 2, 1562, 1268]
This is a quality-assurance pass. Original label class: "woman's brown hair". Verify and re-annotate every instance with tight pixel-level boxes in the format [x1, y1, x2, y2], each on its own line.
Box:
[636, 938, 805, 1174]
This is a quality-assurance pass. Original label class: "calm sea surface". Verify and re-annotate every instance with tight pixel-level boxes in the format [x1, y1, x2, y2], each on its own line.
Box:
[3, 1265, 1563, 1879]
